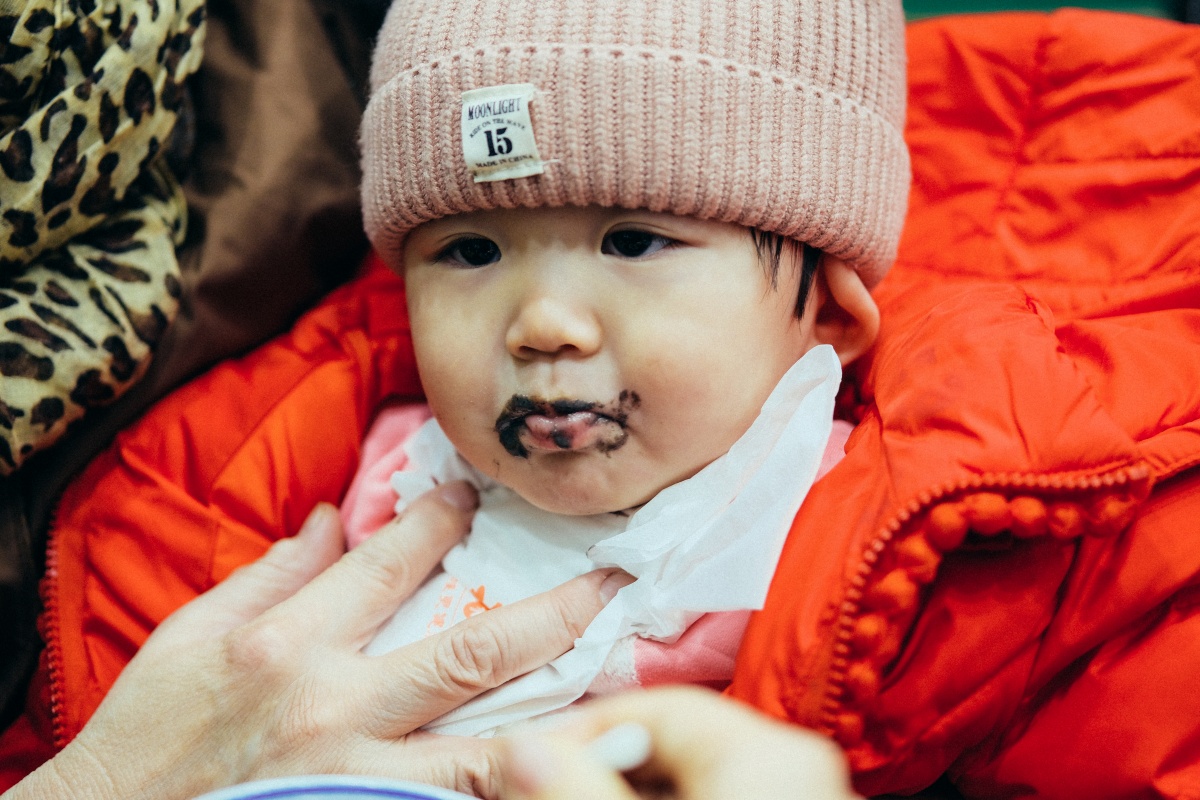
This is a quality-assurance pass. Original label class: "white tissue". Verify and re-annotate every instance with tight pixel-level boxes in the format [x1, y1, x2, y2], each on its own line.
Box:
[371, 344, 841, 736]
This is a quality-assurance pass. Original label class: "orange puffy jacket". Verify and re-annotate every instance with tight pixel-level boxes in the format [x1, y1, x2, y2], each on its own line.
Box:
[731, 9, 1200, 798]
[3, 9, 1200, 799]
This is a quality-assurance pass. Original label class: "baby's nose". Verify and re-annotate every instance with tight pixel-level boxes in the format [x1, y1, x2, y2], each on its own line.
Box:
[506, 293, 602, 359]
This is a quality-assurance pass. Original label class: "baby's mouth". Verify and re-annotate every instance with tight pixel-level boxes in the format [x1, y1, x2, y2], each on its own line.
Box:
[494, 392, 640, 458]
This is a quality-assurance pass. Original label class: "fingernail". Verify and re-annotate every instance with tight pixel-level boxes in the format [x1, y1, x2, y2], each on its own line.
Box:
[298, 502, 338, 540]
[506, 734, 560, 795]
[436, 481, 479, 512]
[599, 569, 635, 602]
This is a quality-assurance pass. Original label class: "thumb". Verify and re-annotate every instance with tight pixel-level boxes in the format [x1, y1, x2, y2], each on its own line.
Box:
[500, 734, 639, 800]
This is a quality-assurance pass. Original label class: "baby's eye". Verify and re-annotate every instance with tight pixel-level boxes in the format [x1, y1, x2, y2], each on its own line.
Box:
[602, 230, 674, 259]
[437, 237, 501, 267]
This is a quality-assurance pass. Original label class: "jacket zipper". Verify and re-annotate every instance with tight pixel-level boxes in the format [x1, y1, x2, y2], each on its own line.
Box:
[41, 499, 68, 751]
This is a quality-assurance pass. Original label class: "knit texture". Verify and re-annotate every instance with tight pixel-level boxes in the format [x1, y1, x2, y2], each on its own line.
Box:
[361, 0, 910, 286]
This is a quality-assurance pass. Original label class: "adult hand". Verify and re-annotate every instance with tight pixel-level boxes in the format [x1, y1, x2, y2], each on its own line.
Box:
[498, 686, 860, 800]
[8, 482, 627, 800]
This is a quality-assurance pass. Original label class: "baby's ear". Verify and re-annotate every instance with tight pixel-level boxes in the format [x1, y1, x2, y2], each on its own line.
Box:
[810, 255, 880, 367]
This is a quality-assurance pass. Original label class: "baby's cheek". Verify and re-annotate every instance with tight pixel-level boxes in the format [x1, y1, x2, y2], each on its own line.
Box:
[663, 327, 788, 448]
[636, 354, 743, 459]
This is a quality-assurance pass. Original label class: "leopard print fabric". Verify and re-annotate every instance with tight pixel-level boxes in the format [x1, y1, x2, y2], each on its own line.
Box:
[0, 0, 204, 474]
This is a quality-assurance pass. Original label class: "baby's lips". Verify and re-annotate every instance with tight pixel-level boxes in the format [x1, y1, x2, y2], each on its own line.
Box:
[525, 411, 599, 437]
[522, 411, 621, 452]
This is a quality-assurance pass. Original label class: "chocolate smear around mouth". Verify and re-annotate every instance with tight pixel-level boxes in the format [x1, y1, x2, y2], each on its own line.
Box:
[494, 392, 640, 458]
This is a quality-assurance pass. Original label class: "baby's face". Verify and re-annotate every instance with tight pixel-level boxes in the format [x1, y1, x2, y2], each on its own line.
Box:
[403, 206, 818, 515]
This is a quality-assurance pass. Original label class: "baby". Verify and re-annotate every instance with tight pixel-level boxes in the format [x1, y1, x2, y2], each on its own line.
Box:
[343, 0, 909, 736]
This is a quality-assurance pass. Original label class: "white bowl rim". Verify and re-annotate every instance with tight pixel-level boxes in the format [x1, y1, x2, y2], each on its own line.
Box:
[191, 774, 477, 800]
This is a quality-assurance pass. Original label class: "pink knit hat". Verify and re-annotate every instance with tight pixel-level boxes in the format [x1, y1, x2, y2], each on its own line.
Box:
[361, 0, 910, 287]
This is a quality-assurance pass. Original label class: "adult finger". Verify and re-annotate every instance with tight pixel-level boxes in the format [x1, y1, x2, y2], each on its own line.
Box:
[565, 687, 856, 799]
[156, 502, 346, 641]
[366, 568, 634, 736]
[357, 735, 506, 800]
[279, 482, 479, 643]
[499, 734, 638, 800]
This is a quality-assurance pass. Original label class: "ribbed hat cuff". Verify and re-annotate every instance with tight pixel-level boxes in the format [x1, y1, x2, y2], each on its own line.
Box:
[362, 44, 909, 286]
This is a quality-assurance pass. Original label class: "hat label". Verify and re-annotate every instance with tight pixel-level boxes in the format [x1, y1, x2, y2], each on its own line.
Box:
[461, 84, 545, 183]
